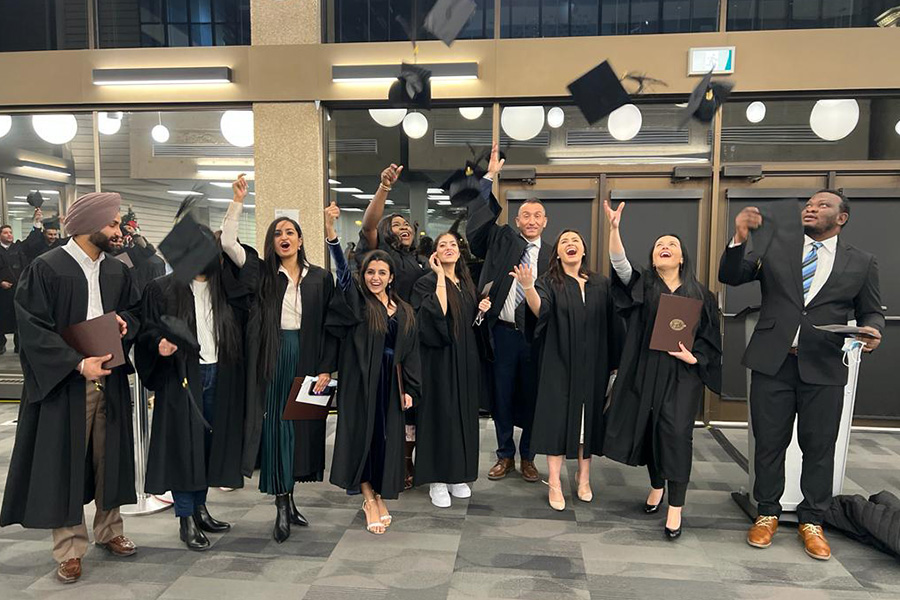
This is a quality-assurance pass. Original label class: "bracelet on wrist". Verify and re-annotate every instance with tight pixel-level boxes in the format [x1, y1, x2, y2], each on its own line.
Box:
[379, 182, 392, 193]
[523, 285, 535, 291]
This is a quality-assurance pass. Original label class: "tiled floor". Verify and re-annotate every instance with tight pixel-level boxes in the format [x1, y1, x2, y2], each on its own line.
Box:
[0, 403, 898, 599]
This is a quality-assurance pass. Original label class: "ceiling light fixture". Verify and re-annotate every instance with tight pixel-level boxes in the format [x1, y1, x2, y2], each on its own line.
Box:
[92, 66, 233, 86]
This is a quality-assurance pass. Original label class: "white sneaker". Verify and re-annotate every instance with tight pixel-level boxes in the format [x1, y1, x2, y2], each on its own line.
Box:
[448, 483, 472, 499]
[429, 483, 452, 508]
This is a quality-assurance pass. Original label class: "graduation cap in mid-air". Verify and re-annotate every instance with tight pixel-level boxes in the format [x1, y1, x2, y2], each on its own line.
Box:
[388, 63, 432, 109]
[159, 213, 219, 283]
[174, 193, 203, 223]
[440, 145, 505, 206]
[679, 71, 735, 126]
[26, 191, 44, 209]
[424, 0, 477, 47]
[567, 60, 631, 125]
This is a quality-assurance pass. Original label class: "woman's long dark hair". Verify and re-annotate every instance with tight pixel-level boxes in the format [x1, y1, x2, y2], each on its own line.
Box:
[359, 250, 415, 335]
[544, 229, 593, 288]
[376, 213, 417, 253]
[646, 232, 704, 302]
[258, 217, 310, 379]
[433, 232, 476, 339]
[168, 235, 242, 365]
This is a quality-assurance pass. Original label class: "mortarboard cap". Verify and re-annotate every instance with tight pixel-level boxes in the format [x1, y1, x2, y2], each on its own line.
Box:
[159, 315, 201, 353]
[43, 217, 61, 230]
[26, 191, 44, 209]
[159, 213, 220, 283]
[680, 72, 734, 126]
[388, 63, 432, 110]
[567, 60, 631, 125]
[424, 0, 477, 47]
[174, 194, 203, 223]
[441, 161, 487, 207]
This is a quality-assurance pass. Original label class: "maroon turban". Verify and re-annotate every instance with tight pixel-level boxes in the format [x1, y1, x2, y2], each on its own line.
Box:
[65, 192, 122, 235]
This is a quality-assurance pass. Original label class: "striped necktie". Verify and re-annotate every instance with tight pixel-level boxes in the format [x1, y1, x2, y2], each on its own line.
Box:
[802, 241, 823, 300]
[515, 243, 536, 306]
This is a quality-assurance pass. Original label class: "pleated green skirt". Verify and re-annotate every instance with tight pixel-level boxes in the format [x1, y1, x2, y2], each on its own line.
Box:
[259, 330, 300, 495]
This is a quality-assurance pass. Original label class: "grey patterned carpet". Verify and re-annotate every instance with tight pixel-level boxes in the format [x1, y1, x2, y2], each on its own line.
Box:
[0, 403, 898, 599]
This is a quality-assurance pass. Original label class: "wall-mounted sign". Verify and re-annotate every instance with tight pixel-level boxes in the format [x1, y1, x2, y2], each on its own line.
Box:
[688, 47, 735, 76]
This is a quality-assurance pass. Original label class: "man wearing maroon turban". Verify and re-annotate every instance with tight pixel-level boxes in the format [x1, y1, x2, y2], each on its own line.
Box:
[0, 191, 142, 584]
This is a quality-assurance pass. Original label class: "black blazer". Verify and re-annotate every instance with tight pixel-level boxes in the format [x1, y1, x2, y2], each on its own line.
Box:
[718, 234, 884, 386]
[466, 190, 551, 332]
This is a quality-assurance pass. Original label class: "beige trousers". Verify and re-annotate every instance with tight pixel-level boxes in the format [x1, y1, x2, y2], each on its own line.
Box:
[51, 379, 124, 562]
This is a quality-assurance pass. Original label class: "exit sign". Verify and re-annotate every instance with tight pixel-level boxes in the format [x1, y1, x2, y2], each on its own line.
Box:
[688, 47, 735, 76]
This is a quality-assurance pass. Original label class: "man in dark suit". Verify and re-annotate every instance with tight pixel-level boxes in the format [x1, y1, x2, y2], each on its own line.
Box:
[22, 208, 62, 264]
[0, 224, 25, 353]
[719, 190, 884, 561]
[466, 145, 552, 484]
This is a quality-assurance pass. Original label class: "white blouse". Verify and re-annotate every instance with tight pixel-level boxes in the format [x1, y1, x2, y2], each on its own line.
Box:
[279, 266, 308, 330]
[190, 279, 217, 364]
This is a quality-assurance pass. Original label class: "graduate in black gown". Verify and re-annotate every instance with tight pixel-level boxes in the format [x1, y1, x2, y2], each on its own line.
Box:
[227, 176, 337, 543]
[410, 232, 491, 508]
[512, 229, 621, 511]
[0, 224, 26, 354]
[0, 192, 140, 583]
[136, 226, 256, 551]
[327, 247, 422, 536]
[358, 163, 427, 489]
[601, 201, 722, 540]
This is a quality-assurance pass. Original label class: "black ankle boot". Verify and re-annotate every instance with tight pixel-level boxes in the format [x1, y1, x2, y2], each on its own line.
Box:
[193, 505, 231, 533]
[179, 516, 210, 551]
[288, 495, 309, 527]
[273, 494, 291, 543]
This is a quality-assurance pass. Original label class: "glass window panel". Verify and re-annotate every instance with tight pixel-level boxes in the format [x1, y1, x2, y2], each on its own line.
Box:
[215, 23, 237, 45]
[510, 0, 541, 37]
[600, 0, 631, 35]
[630, 0, 661, 34]
[141, 23, 167, 46]
[168, 23, 190, 46]
[213, 0, 234, 22]
[570, 0, 599, 36]
[721, 98, 900, 162]
[0, 0, 89, 51]
[191, 0, 213, 22]
[141, 0, 164, 23]
[168, 0, 189, 22]
[726, 0, 891, 30]
[190, 24, 214, 45]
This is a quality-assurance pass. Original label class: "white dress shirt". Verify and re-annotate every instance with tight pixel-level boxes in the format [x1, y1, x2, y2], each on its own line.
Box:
[63, 238, 105, 321]
[500, 237, 541, 323]
[793, 233, 838, 346]
[190, 280, 218, 364]
[279, 266, 308, 330]
[221, 201, 246, 267]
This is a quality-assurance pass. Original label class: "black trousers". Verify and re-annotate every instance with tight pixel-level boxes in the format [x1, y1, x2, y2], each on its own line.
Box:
[646, 416, 689, 507]
[491, 322, 535, 461]
[750, 354, 844, 525]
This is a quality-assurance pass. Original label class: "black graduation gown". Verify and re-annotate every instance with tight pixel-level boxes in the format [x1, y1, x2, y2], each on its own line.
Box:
[136, 260, 255, 494]
[21, 227, 60, 264]
[117, 243, 166, 293]
[326, 281, 422, 500]
[530, 274, 622, 459]
[602, 269, 722, 483]
[0, 243, 25, 334]
[241, 264, 338, 481]
[356, 231, 427, 302]
[410, 272, 484, 485]
[0, 247, 141, 529]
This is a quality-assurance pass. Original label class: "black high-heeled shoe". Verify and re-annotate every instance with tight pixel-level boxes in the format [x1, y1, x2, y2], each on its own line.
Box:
[273, 494, 291, 543]
[193, 505, 231, 533]
[644, 489, 665, 514]
[179, 516, 210, 551]
[288, 494, 309, 527]
[665, 525, 682, 540]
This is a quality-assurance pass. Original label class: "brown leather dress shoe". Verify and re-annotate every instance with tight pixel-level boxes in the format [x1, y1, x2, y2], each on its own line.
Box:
[57, 558, 82, 584]
[747, 515, 779, 548]
[488, 457, 515, 480]
[520, 459, 540, 483]
[798, 523, 832, 560]
[97, 535, 137, 557]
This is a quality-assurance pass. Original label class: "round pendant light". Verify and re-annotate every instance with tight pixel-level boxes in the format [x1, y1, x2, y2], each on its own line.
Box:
[402, 112, 429, 139]
[32, 114, 78, 145]
[500, 106, 545, 141]
[607, 104, 642, 141]
[547, 107, 565, 129]
[809, 99, 859, 142]
[220, 110, 254, 147]
[0, 115, 11, 139]
[745, 101, 767, 124]
[98, 111, 123, 135]
[369, 108, 408, 127]
[459, 107, 484, 120]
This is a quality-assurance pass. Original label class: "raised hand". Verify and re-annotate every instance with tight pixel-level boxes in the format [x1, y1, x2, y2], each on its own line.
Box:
[487, 143, 505, 179]
[667, 341, 698, 365]
[510, 264, 535, 289]
[158, 338, 178, 357]
[325, 201, 340, 240]
[604, 200, 625, 229]
[734, 206, 762, 245]
[429, 252, 443, 275]
[381, 164, 404, 187]
[232, 173, 249, 203]
[34, 208, 43, 225]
